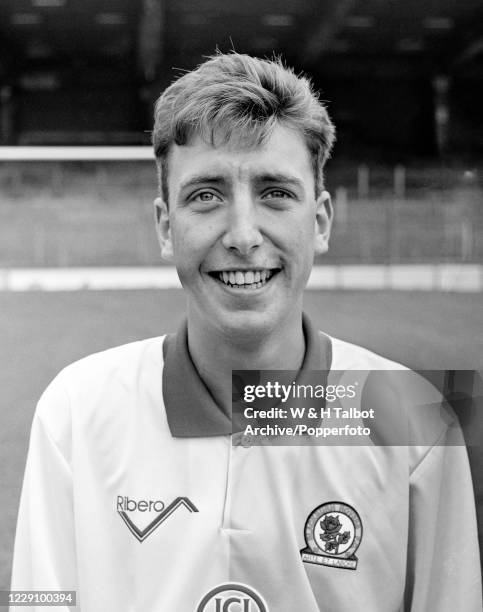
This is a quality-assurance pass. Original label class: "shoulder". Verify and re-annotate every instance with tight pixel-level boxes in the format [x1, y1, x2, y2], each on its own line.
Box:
[327, 334, 458, 466]
[328, 334, 406, 371]
[58, 336, 166, 390]
[35, 336, 166, 430]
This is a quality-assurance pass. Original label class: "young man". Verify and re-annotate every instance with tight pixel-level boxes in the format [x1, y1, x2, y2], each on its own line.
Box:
[12, 53, 481, 611]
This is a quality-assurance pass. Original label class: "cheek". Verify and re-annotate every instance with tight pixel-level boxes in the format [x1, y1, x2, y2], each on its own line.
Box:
[290, 218, 317, 284]
[170, 219, 215, 277]
[171, 216, 196, 254]
[287, 213, 317, 258]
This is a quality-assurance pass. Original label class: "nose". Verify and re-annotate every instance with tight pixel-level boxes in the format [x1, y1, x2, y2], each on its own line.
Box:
[221, 199, 263, 256]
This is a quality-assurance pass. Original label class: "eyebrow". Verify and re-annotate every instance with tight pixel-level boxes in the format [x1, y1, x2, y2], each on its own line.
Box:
[179, 174, 227, 191]
[180, 172, 305, 191]
[254, 173, 305, 190]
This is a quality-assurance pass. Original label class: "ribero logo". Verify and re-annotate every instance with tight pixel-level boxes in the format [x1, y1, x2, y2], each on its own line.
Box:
[117, 495, 198, 542]
[197, 583, 268, 612]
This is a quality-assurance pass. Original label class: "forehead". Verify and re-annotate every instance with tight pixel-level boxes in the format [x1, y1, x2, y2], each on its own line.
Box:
[167, 124, 314, 192]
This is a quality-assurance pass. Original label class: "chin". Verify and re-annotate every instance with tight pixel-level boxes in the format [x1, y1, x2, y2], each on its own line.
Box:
[215, 309, 280, 340]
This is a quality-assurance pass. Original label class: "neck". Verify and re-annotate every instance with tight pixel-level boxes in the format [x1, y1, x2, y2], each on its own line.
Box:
[187, 309, 305, 415]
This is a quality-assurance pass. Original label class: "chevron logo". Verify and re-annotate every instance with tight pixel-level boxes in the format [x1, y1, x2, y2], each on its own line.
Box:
[118, 496, 198, 542]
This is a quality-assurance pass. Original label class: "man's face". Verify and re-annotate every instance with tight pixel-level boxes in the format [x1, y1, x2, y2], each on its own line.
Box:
[155, 123, 333, 338]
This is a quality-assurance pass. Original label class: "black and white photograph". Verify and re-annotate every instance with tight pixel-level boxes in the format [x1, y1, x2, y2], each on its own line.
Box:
[0, 1, 482, 610]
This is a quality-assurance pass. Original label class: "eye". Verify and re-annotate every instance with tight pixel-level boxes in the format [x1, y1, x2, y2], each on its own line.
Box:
[187, 190, 223, 211]
[263, 189, 291, 200]
[191, 191, 222, 203]
[261, 189, 295, 209]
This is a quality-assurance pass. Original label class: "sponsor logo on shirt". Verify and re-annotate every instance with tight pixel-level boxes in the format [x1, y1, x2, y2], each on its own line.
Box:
[117, 495, 198, 542]
[197, 583, 268, 612]
[300, 501, 362, 570]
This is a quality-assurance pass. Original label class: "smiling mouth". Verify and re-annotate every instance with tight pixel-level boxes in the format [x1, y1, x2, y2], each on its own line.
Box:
[209, 268, 281, 290]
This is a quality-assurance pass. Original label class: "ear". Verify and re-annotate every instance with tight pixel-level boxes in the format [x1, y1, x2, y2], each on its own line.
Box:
[154, 197, 173, 261]
[314, 190, 333, 255]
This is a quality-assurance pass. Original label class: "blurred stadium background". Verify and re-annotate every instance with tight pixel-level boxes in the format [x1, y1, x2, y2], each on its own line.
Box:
[0, 0, 482, 594]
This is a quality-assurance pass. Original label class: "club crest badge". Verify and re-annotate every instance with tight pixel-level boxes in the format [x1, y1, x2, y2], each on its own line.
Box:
[300, 501, 362, 570]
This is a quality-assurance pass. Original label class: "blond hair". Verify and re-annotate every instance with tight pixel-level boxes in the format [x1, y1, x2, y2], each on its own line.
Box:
[152, 52, 335, 201]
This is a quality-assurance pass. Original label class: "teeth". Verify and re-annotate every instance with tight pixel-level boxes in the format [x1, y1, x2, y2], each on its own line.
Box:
[217, 269, 276, 288]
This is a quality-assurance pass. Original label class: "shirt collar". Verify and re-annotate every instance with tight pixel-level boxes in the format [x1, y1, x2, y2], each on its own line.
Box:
[162, 313, 332, 438]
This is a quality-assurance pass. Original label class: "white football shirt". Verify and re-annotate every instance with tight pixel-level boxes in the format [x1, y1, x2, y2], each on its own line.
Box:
[11, 315, 482, 611]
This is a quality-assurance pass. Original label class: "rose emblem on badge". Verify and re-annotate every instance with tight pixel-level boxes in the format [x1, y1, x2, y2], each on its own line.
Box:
[301, 501, 362, 570]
